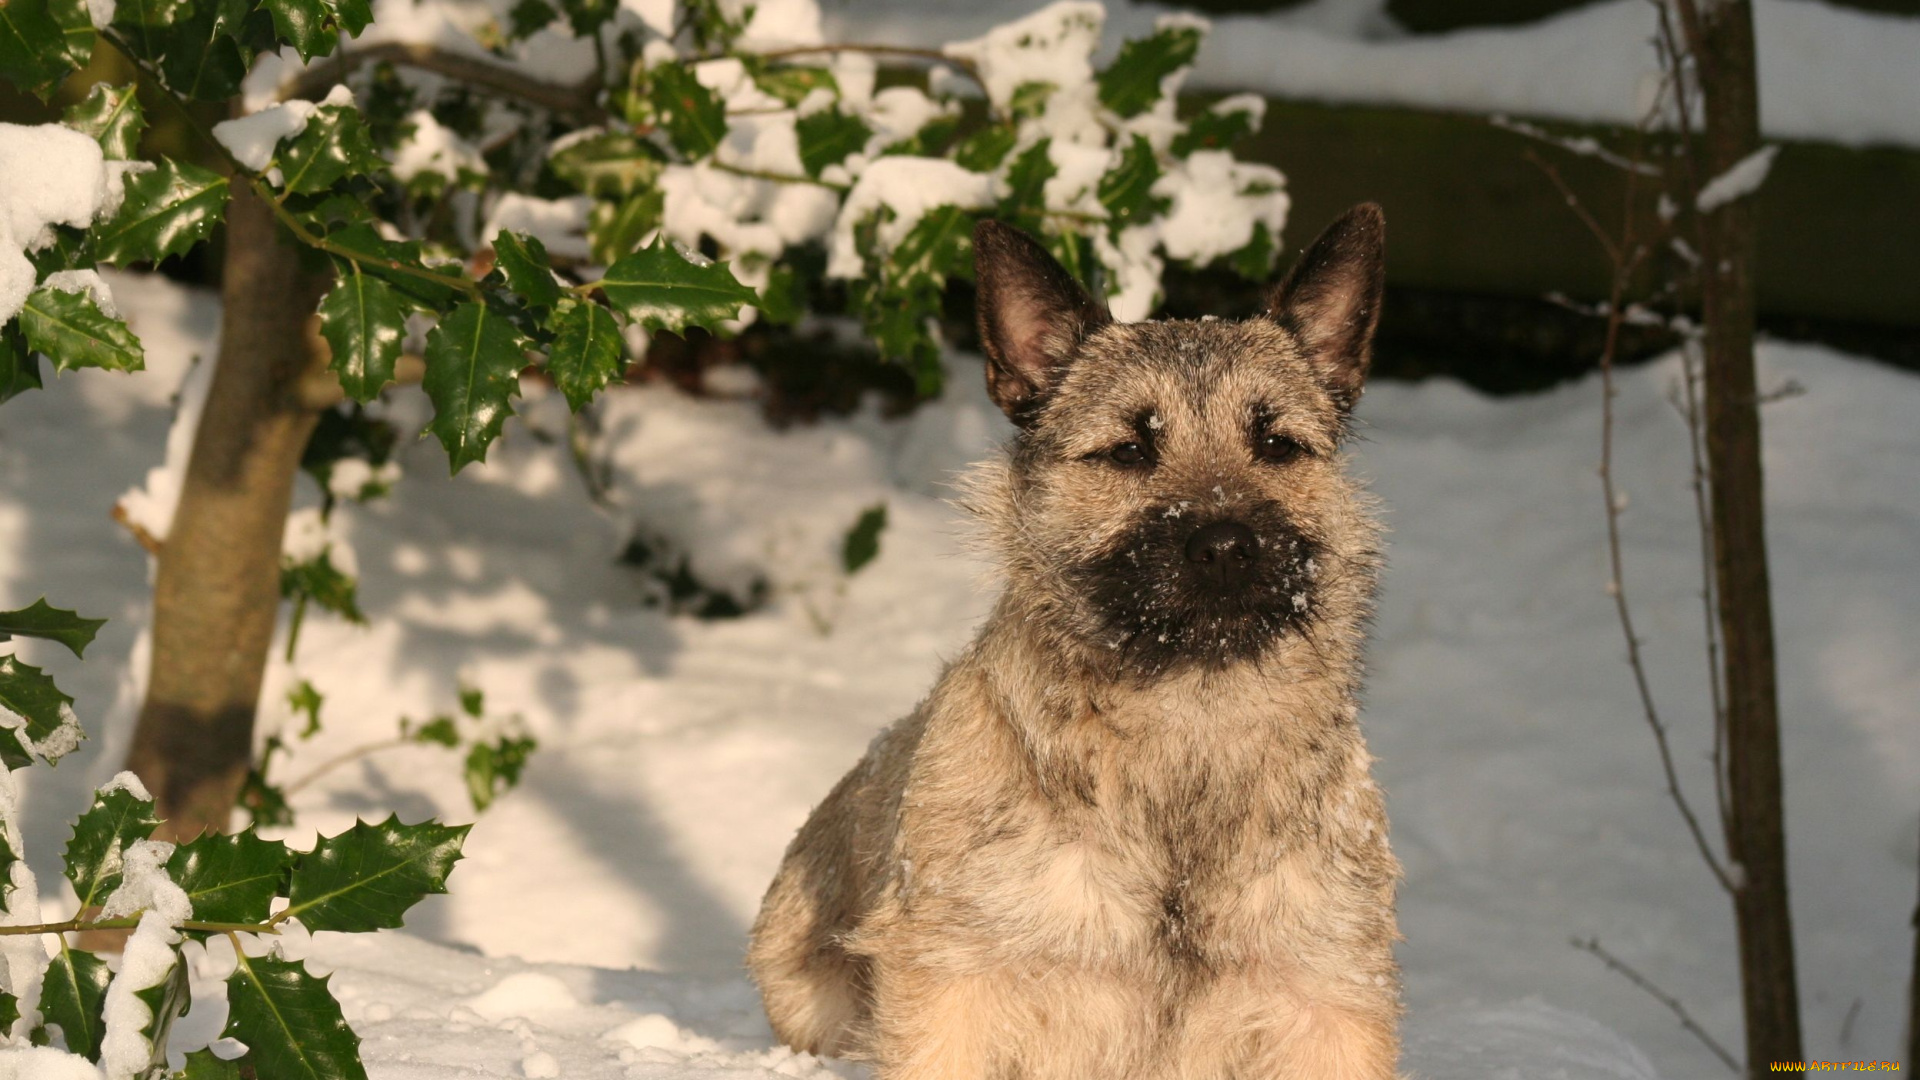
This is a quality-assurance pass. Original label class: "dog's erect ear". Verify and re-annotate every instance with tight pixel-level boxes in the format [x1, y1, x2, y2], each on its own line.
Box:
[973, 219, 1109, 424]
[1267, 203, 1386, 410]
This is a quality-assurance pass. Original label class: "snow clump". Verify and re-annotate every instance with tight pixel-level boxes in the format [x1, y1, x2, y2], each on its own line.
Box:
[0, 124, 115, 324]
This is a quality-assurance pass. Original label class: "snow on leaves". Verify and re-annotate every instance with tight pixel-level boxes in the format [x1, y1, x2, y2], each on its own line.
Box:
[63, 784, 162, 913]
[41, 944, 112, 1059]
[167, 829, 293, 932]
[1097, 18, 1203, 118]
[0, 655, 80, 769]
[90, 159, 230, 268]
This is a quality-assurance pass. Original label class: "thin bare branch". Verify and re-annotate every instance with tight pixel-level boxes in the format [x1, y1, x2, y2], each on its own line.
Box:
[280, 42, 606, 118]
[1492, 115, 1663, 175]
[1573, 936, 1742, 1072]
[110, 502, 163, 555]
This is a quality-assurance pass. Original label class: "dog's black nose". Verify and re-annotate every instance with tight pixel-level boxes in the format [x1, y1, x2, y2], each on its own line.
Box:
[1185, 521, 1257, 583]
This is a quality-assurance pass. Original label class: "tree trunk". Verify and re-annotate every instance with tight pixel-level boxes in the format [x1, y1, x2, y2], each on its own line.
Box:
[124, 183, 329, 843]
[1676, 0, 1803, 1071]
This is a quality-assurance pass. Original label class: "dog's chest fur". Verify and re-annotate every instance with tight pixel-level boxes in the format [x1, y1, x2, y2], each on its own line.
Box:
[879, 627, 1395, 981]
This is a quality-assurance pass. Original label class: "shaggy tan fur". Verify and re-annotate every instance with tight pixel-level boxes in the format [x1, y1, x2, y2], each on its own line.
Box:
[750, 206, 1401, 1079]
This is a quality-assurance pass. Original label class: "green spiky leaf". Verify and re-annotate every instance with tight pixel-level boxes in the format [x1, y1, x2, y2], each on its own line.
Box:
[282, 816, 469, 931]
[954, 125, 1017, 173]
[1172, 102, 1258, 157]
[0, 990, 17, 1035]
[0, 655, 80, 767]
[842, 502, 887, 574]
[423, 302, 526, 473]
[65, 784, 161, 909]
[262, 0, 333, 61]
[548, 130, 664, 199]
[317, 224, 459, 309]
[155, 0, 254, 101]
[410, 715, 458, 747]
[0, 598, 105, 656]
[281, 548, 364, 623]
[587, 190, 664, 265]
[63, 83, 147, 158]
[492, 232, 563, 312]
[545, 299, 622, 412]
[647, 61, 726, 159]
[795, 108, 870, 178]
[289, 679, 324, 738]
[996, 138, 1055, 231]
[1097, 22, 1203, 118]
[1, 325, 43, 405]
[1228, 219, 1278, 280]
[0, 0, 80, 98]
[600, 238, 757, 335]
[317, 265, 404, 402]
[277, 103, 383, 195]
[1007, 80, 1053, 121]
[888, 205, 973, 288]
[92, 158, 229, 267]
[41, 944, 110, 1058]
[224, 955, 365, 1080]
[168, 829, 292, 930]
[750, 63, 833, 106]
[180, 1047, 247, 1079]
[18, 286, 146, 373]
[464, 735, 534, 812]
[1097, 134, 1167, 232]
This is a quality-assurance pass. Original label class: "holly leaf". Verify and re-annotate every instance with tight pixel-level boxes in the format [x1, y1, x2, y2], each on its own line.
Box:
[317, 265, 404, 402]
[795, 108, 870, 178]
[0, 655, 80, 767]
[63, 83, 147, 158]
[888, 205, 973, 288]
[324, 0, 371, 36]
[842, 502, 887, 574]
[1097, 21, 1203, 119]
[1097, 134, 1167, 232]
[64, 784, 162, 911]
[1228, 219, 1277, 280]
[0, 990, 16, 1034]
[1, 325, 44, 405]
[317, 224, 458, 309]
[281, 548, 364, 623]
[750, 63, 833, 106]
[180, 1048, 247, 1080]
[168, 829, 292, 932]
[261, 0, 333, 61]
[492, 232, 563, 312]
[0, 598, 105, 657]
[224, 955, 365, 1080]
[463, 735, 533, 812]
[996, 138, 1055, 229]
[954, 125, 1017, 173]
[156, 0, 255, 102]
[1172, 103, 1257, 158]
[545, 299, 622, 412]
[18, 286, 146, 373]
[92, 158, 230, 267]
[281, 816, 468, 931]
[548, 130, 664, 199]
[422, 302, 527, 473]
[587, 190, 663, 265]
[41, 943, 111, 1058]
[556, 0, 612, 35]
[647, 61, 726, 159]
[289, 679, 323, 738]
[276, 102, 382, 195]
[600, 238, 757, 336]
[0, 0, 79, 99]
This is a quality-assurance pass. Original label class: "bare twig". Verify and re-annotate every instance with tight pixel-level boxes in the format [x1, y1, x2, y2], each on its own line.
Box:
[280, 42, 606, 118]
[749, 42, 983, 89]
[1492, 115, 1663, 176]
[1573, 936, 1741, 1072]
[1672, 344, 1732, 827]
[110, 502, 163, 555]
[278, 735, 418, 799]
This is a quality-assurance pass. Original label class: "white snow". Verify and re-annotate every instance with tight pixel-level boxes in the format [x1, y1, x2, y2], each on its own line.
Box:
[390, 110, 490, 186]
[825, 157, 994, 278]
[830, 0, 1920, 149]
[115, 347, 218, 546]
[0, 769, 45, 1043]
[0, 124, 112, 325]
[84, 0, 115, 29]
[1696, 144, 1782, 213]
[97, 911, 182, 1080]
[943, 1, 1105, 117]
[482, 195, 594, 261]
[97, 839, 189, 924]
[0, 1047, 103, 1079]
[5, 271, 1919, 1075]
[96, 770, 153, 802]
[38, 270, 119, 320]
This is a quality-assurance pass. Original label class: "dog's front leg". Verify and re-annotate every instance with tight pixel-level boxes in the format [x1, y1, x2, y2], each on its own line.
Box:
[1242, 1000, 1399, 1080]
[866, 959, 1012, 1080]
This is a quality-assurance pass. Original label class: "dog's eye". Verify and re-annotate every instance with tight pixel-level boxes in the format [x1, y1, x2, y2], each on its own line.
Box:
[1255, 432, 1303, 464]
[1107, 441, 1149, 467]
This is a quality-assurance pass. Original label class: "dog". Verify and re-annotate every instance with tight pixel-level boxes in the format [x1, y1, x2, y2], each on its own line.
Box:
[749, 204, 1401, 1079]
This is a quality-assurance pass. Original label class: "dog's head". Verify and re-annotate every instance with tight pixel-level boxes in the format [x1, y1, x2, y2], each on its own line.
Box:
[969, 206, 1386, 681]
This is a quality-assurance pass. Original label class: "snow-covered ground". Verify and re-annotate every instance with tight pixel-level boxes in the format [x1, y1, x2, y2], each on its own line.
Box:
[824, 0, 1920, 149]
[2, 271, 1916, 1075]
